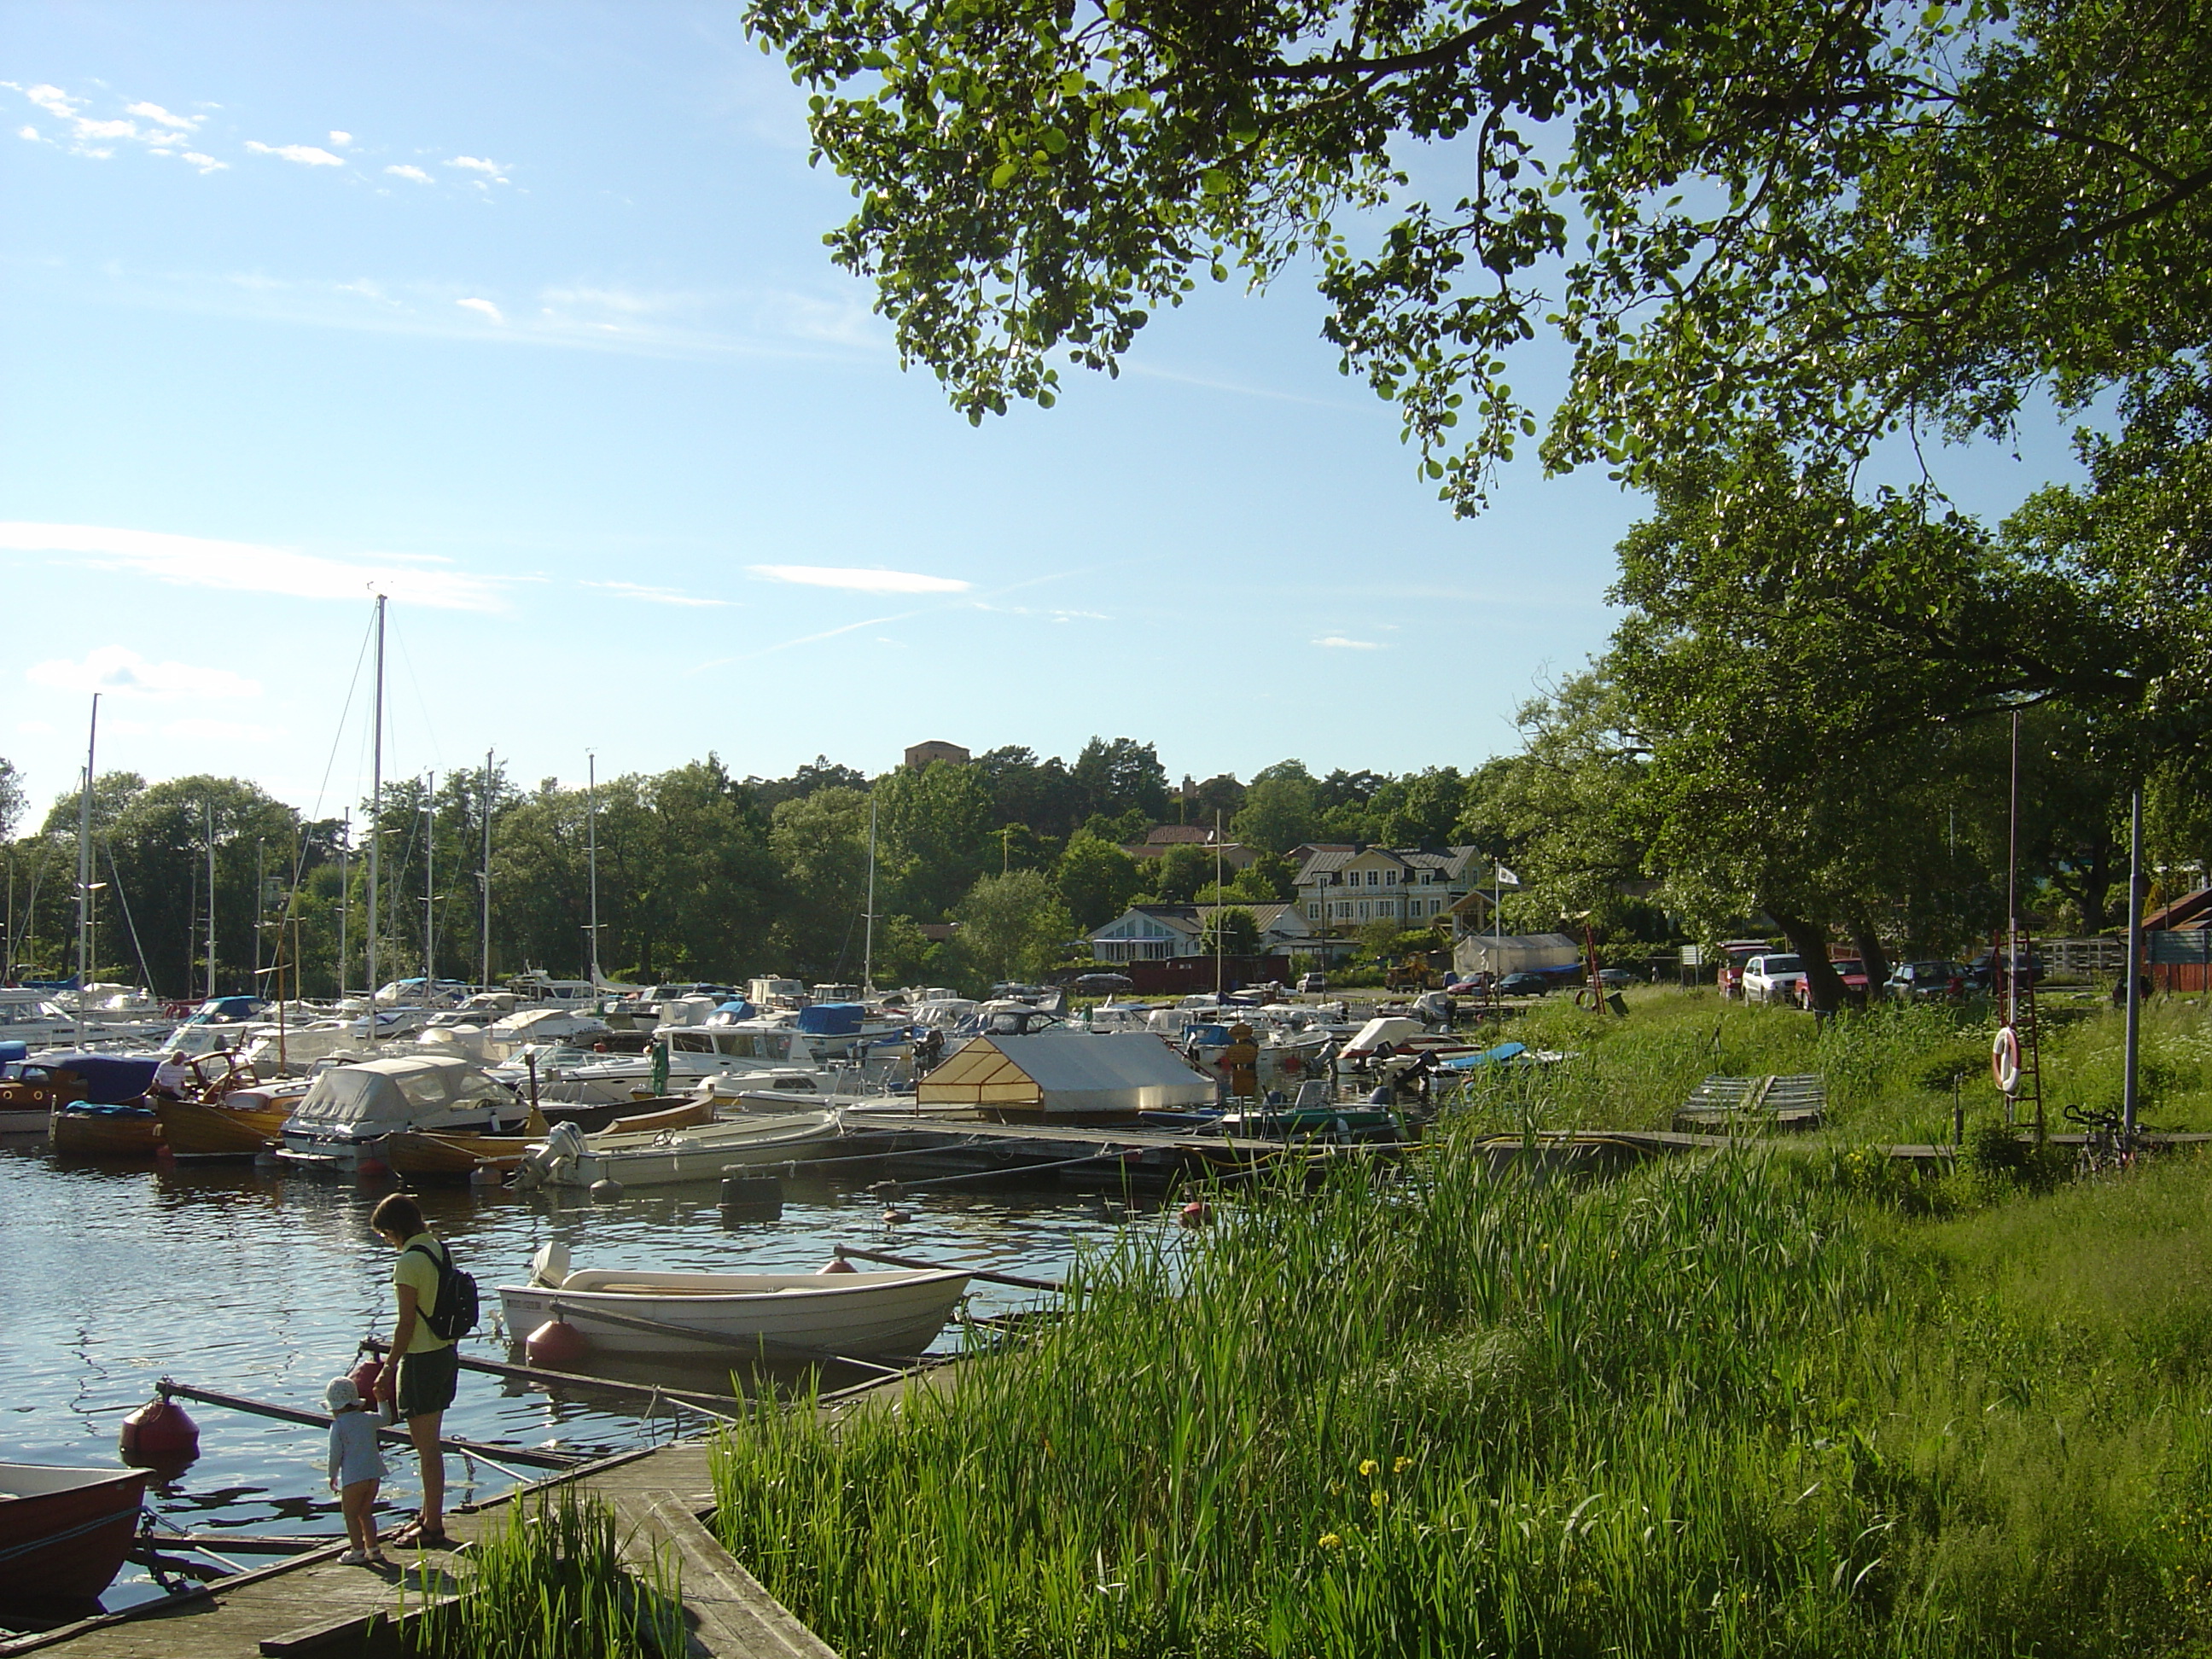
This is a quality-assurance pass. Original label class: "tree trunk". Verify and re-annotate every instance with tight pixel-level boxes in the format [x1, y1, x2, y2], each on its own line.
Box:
[1846, 913, 1888, 1005]
[1770, 910, 1845, 1014]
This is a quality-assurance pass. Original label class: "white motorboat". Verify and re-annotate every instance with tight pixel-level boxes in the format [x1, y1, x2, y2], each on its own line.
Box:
[276, 1054, 532, 1170]
[499, 1242, 969, 1359]
[511, 1109, 844, 1190]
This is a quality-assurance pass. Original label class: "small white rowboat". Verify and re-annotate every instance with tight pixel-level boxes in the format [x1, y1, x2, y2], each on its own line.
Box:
[513, 1109, 843, 1190]
[499, 1243, 969, 1359]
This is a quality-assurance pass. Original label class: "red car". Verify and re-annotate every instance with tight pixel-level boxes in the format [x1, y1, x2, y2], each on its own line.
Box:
[1795, 958, 1871, 1007]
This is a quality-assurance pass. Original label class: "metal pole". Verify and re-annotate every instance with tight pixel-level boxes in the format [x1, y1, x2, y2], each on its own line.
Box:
[337, 812, 349, 1000]
[1214, 811, 1224, 997]
[367, 593, 384, 1041]
[586, 752, 601, 985]
[206, 801, 217, 1001]
[480, 749, 493, 991]
[252, 837, 264, 989]
[423, 768, 435, 992]
[2124, 786, 2145, 1136]
[863, 789, 877, 995]
[75, 693, 99, 1033]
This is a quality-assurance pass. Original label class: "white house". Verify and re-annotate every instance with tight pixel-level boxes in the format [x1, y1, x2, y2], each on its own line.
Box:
[1291, 846, 1487, 957]
[1088, 902, 1315, 963]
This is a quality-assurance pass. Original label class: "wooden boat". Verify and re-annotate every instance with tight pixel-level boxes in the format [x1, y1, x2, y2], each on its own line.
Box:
[513, 1109, 844, 1190]
[153, 1085, 311, 1159]
[382, 1099, 708, 1179]
[49, 1103, 165, 1157]
[0, 1463, 148, 1602]
[0, 1068, 80, 1134]
[498, 1243, 968, 1359]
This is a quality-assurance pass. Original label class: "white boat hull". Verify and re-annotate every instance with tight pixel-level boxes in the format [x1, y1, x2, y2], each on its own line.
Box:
[498, 1266, 969, 1358]
[524, 1110, 843, 1189]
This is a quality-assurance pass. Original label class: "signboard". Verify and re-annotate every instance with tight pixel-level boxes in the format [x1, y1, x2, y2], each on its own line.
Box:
[1679, 945, 1703, 967]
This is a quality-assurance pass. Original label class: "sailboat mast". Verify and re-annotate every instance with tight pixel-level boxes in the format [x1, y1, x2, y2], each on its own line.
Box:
[863, 790, 877, 995]
[337, 812, 349, 999]
[480, 749, 492, 992]
[366, 594, 384, 1042]
[205, 802, 216, 1001]
[75, 693, 98, 1038]
[1214, 810, 1224, 998]
[423, 769, 435, 992]
[585, 751, 601, 986]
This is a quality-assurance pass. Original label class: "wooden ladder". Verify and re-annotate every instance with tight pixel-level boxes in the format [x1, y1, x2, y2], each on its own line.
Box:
[2003, 924, 2046, 1136]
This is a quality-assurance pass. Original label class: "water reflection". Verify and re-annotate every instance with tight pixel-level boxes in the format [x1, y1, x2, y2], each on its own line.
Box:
[2, 1137, 1138, 1618]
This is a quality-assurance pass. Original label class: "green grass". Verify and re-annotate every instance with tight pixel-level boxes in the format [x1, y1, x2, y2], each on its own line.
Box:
[403, 1491, 682, 1659]
[1447, 986, 2212, 1145]
[709, 994, 2212, 1656]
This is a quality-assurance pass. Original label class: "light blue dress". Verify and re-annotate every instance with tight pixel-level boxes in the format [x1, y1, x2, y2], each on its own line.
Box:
[328, 1407, 387, 1487]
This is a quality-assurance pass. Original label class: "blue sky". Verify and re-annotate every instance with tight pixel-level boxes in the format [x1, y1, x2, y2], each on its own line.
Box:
[0, 3, 2086, 824]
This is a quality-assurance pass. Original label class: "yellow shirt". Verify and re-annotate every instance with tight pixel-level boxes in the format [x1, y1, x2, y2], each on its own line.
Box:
[393, 1232, 454, 1353]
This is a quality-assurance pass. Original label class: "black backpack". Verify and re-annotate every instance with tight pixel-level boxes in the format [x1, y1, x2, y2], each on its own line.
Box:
[406, 1240, 480, 1341]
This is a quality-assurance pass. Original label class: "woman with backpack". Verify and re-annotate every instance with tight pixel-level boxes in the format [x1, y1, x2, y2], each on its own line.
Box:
[369, 1192, 460, 1550]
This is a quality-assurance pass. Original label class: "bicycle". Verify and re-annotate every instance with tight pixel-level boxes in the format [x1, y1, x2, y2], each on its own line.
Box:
[2062, 1103, 2145, 1175]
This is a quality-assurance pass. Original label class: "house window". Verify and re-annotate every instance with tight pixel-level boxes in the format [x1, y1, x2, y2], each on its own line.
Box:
[1385, 870, 1397, 886]
[1358, 900, 1371, 920]
[1365, 870, 1378, 887]
[1307, 903, 1319, 920]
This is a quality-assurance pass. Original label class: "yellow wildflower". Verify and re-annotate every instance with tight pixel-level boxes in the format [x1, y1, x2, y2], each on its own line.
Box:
[1318, 1533, 1343, 1550]
[1394, 1457, 1414, 1474]
[1359, 1458, 1380, 1478]
[1371, 1489, 1387, 1511]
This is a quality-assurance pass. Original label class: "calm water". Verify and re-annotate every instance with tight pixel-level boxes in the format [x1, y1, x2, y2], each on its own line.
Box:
[0, 1135, 1144, 1618]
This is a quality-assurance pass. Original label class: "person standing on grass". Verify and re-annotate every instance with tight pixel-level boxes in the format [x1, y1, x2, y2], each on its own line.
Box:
[323, 1375, 390, 1568]
[370, 1192, 456, 1550]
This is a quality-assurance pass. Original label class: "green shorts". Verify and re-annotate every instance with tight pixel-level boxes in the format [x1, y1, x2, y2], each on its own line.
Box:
[394, 1344, 459, 1419]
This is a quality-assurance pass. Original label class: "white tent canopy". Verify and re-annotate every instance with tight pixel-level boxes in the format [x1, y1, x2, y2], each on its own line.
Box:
[918, 1032, 1215, 1120]
[1452, 932, 1583, 977]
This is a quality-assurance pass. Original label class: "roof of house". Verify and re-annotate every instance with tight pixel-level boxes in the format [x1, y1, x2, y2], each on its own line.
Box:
[1144, 824, 1220, 844]
[2145, 885, 2212, 931]
[1295, 845, 1486, 883]
[1091, 902, 1301, 939]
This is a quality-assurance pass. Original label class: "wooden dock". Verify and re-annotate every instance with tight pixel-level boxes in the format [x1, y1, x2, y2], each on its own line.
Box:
[2, 1414, 876, 1658]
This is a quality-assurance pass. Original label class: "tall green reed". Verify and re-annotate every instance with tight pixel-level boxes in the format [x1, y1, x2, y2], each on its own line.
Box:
[405, 1490, 682, 1659]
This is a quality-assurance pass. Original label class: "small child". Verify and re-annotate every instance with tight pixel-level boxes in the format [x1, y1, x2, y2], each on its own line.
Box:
[324, 1376, 390, 1568]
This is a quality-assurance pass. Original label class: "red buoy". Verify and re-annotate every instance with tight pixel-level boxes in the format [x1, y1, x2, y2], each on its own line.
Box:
[1179, 1201, 1210, 1228]
[817, 1255, 858, 1274]
[349, 1356, 385, 1404]
[119, 1394, 201, 1465]
[526, 1319, 591, 1370]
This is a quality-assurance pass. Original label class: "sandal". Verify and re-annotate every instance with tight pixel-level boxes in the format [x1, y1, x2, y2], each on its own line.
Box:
[388, 1519, 453, 1549]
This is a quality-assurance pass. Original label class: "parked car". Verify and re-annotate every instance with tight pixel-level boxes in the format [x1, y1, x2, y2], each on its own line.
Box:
[1883, 960, 1961, 1002]
[1296, 972, 1329, 994]
[1964, 951, 2044, 993]
[1740, 953, 1807, 1005]
[1793, 958, 1871, 1006]
[1595, 968, 1637, 991]
[1070, 973, 1134, 996]
[1498, 971, 1552, 997]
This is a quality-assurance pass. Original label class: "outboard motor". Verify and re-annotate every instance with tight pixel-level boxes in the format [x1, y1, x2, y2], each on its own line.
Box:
[515, 1119, 587, 1190]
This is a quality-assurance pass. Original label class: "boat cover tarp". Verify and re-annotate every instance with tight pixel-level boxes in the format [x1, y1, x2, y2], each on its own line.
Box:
[1346, 1017, 1426, 1054]
[286, 1055, 492, 1132]
[34, 1053, 159, 1103]
[917, 1032, 1214, 1116]
[1451, 932, 1583, 977]
[795, 1003, 864, 1036]
[0, 1041, 26, 1064]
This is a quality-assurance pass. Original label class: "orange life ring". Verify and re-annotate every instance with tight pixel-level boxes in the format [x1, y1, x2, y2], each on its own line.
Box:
[1991, 1025, 2021, 1094]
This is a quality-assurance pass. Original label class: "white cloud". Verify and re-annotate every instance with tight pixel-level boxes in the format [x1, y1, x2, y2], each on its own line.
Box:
[25, 645, 261, 701]
[445, 154, 508, 181]
[582, 581, 730, 608]
[246, 140, 345, 166]
[16, 125, 36, 141]
[1312, 635, 1382, 649]
[126, 102, 199, 130]
[750, 564, 970, 595]
[180, 151, 226, 173]
[329, 130, 352, 147]
[456, 296, 504, 323]
[19, 84, 79, 120]
[0, 521, 507, 612]
[385, 163, 431, 183]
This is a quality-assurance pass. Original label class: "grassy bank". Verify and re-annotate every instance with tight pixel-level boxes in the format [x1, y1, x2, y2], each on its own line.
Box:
[1447, 987, 2212, 1144]
[710, 997, 2212, 1656]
